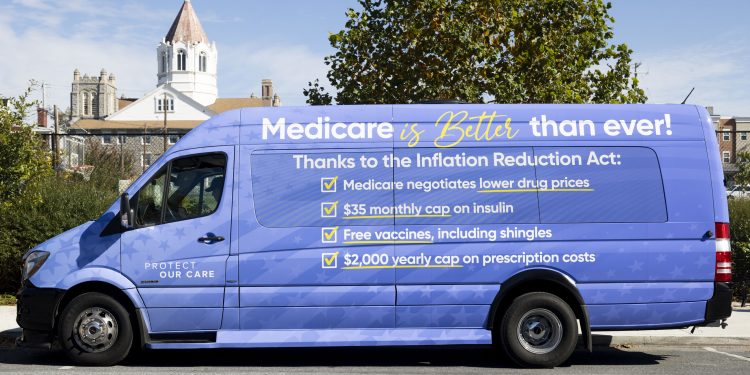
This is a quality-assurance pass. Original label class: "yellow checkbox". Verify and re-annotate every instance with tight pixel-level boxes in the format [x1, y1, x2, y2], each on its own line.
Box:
[321, 252, 339, 269]
[321, 176, 338, 192]
[322, 226, 339, 243]
[321, 201, 339, 218]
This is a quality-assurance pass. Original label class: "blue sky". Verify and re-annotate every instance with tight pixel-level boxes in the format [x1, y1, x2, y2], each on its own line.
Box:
[0, 0, 748, 115]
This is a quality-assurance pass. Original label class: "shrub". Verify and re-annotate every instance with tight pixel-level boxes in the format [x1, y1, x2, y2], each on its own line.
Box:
[728, 199, 750, 300]
[729, 199, 750, 243]
[0, 85, 52, 209]
[84, 139, 139, 187]
[0, 176, 117, 293]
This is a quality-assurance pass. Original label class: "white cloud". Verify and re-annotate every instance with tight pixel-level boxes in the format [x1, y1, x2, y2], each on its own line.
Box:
[634, 37, 750, 115]
[11, 0, 51, 10]
[0, 18, 154, 111]
[0, 1, 328, 109]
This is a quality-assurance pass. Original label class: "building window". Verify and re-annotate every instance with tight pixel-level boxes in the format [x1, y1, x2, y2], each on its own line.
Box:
[723, 151, 731, 163]
[742, 132, 748, 141]
[168, 135, 181, 144]
[199, 52, 207, 72]
[155, 96, 174, 112]
[177, 49, 186, 71]
[161, 52, 168, 73]
[142, 135, 152, 145]
[91, 95, 98, 117]
[70, 153, 79, 168]
[83, 92, 90, 116]
[723, 128, 731, 141]
[142, 153, 157, 169]
[102, 134, 117, 145]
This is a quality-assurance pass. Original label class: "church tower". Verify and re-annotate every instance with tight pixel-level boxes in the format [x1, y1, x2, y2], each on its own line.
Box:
[156, 0, 218, 106]
[70, 68, 118, 121]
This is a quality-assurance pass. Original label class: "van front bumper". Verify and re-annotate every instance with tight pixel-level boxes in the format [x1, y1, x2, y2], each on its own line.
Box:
[16, 283, 64, 348]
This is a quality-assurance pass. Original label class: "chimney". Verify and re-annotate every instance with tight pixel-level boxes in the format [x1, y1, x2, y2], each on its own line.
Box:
[262, 79, 273, 106]
[37, 107, 49, 127]
[706, 106, 714, 116]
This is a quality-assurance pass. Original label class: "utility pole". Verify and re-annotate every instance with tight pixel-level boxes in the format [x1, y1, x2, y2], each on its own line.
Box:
[53, 105, 59, 174]
[143, 122, 147, 172]
[163, 92, 168, 153]
[120, 135, 124, 177]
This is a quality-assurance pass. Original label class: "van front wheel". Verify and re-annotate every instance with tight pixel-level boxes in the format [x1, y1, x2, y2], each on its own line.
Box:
[497, 292, 577, 368]
[58, 292, 133, 366]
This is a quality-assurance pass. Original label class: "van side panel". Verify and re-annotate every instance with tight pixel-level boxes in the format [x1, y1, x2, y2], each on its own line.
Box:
[236, 145, 397, 330]
[226, 104, 718, 340]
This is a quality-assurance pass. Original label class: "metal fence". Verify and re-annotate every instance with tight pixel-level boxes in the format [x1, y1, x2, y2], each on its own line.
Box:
[39, 132, 190, 181]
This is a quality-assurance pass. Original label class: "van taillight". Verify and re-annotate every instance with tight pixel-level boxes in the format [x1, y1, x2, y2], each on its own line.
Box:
[715, 222, 732, 282]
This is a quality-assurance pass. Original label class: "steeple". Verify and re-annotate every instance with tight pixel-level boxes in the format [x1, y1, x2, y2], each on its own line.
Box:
[157, 0, 217, 106]
[165, 0, 208, 44]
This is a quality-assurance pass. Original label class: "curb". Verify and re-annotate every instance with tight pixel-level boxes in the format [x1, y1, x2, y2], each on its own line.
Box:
[3, 330, 750, 350]
[591, 334, 750, 347]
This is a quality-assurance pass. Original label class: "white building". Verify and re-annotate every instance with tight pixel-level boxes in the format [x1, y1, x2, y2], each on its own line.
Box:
[67, 0, 281, 172]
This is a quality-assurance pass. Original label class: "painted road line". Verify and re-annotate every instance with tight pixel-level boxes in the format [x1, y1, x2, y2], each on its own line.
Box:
[703, 347, 750, 362]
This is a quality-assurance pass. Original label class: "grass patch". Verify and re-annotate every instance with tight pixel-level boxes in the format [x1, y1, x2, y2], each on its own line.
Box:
[0, 294, 15, 306]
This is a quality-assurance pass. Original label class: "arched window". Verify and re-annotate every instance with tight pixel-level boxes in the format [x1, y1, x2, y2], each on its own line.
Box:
[177, 50, 186, 71]
[82, 92, 89, 116]
[91, 94, 98, 117]
[161, 52, 168, 73]
[199, 52, 207, 72]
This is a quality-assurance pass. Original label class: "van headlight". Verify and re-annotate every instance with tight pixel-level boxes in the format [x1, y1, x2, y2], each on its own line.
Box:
[22, 251, 50, 282]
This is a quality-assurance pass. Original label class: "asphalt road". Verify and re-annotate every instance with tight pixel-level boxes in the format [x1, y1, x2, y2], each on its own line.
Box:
[0, 344, 749, 374]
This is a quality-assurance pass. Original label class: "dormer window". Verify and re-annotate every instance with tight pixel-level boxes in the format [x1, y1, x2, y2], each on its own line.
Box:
[177, 50, 186, 71]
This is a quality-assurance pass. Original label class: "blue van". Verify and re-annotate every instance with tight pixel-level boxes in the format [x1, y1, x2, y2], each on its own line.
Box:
[17, 104, 732, 367]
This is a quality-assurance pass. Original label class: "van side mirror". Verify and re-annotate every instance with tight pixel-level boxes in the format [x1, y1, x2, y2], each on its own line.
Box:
[120, 193, 134, 229]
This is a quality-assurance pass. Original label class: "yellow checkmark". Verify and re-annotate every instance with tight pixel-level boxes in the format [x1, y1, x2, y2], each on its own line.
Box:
[323, 201, 339, 215]
[323, 176, 338, 190]
[323, 226, 339, 240]
[324, 252, 339, 266]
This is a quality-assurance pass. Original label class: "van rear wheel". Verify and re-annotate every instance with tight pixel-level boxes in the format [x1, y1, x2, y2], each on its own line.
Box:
[496, 292, 577, 368]
[58, 292, 133, 366]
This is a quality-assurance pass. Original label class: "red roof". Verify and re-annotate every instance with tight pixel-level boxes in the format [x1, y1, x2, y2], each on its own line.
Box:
[165, 0, 208, 44]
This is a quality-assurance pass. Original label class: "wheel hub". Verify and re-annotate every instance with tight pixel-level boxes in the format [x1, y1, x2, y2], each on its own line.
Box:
[517, 308, 563, 354]
[73, 307, 118, 353]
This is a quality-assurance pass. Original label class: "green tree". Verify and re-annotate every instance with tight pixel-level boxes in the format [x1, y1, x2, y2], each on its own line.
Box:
[306, 0, 646, 105]
[734, 151, 750, 189]
[0, 85, 52, 208]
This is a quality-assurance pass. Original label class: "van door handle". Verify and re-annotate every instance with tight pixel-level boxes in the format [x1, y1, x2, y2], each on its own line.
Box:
[198, 235, 225, 244]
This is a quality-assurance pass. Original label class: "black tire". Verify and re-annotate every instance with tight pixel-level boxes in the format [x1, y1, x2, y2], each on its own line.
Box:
[57, 292, 133, 366]
[496, 292, 577, 368]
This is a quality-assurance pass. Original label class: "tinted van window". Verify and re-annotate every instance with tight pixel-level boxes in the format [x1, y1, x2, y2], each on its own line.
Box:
[132, 153, 226, 227]
[535, 147, 666, 223]
[251, 150, 393, 227]
[394, 147, 540, 225]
